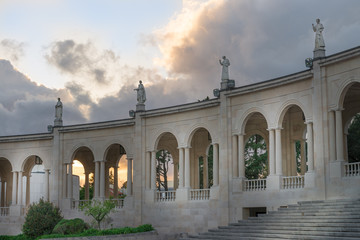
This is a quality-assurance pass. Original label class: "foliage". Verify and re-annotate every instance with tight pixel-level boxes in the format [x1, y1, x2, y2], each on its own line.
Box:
[52, 218, 89, 235]
[22, 199, 63, 239]
[79, 175, 94, 200]
[156, 150, 172, 191]
[295, 140, 301, 173]
[38, 224, 154, 239]
[0, 235, 31, 240]
[348, 113, 360, 163]
[208, 145, 213, 187]
[245, 134, 268, 179]
[79, 199, 116, 230]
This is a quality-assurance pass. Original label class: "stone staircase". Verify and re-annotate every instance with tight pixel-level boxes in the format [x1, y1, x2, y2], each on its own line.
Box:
[181, 199, 360, 240]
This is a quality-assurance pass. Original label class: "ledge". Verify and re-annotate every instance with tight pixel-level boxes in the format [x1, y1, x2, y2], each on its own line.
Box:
[0, 133, 53, 143]
[58, 119, 135, 133]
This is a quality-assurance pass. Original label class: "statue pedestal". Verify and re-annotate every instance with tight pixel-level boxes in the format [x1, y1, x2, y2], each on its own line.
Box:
[313, 49, 325, 59]
[136, 103, 145, 112]
[54, 119, 63, 127]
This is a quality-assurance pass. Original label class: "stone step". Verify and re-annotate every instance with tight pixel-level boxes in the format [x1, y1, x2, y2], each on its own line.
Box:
[230, 221, 360, 228]
[265, 212, 360, 217]
[219, 225, 360, 232]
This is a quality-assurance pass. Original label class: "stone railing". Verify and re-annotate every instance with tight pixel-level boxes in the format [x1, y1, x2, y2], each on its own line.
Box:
[344, 162, 360, 177]
[108, 198, 124, 209]
[0, 207, 9, 216]
[243, 179, 266, 191]
[72, 199, 91, 209]
[190, 189, 210, 200]
[282, 175, 304, 189]
[156, 191, 176, 202]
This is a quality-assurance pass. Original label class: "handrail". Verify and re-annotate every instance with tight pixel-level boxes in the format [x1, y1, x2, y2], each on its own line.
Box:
[190, 189, 210, 200]
[244, 179, 266, 191]
[344, 162, 360, 177]
[282, 175, 304, 189]
[156, 190, 176, 202]
[0, 207, 9, 216]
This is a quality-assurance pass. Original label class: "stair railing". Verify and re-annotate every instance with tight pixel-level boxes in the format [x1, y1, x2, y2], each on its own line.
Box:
[282, 175, 304, 189]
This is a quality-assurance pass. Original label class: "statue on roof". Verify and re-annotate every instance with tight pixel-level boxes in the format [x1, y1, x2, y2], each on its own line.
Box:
[134, 80, 146, 104]
[219, 56, 230, 81]
[312, 18, 325, 50]
[54, 97, 63, 126]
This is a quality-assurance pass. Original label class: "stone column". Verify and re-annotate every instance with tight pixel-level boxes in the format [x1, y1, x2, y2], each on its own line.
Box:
[62, 164, 67, 198]
[328, 110, 336, 161]
[67, 164, 73, 199]
[113, 166, 118, 198]
[184, 147, 191, 188]
[18, 171, 23, 205]
[232, 135, 238, 178]
[94, 161, 99, 198]
[300, 139, 306, 174]
[344, 130, 349, 162]
[306, 122, 314, 172]
[99, 161, 105, 199]
[213, 143, 219, 186]
[105, 165, 109, 198]
[335, 109, 344, 161]
[173, 163, 178, 189]
[127, 158, 133, 196]
[268, 129, 276, 175]
[85, 172, 89, 200]
[44, 169, 50, 201]
[275, 128, 283, 175]
[25, 175, 30, 206]
[145, 152, 151, 190]
[178, 148, 184, 188]
[203, 155, 208, 188]
[0, 179, 3, 207]
[238, 134, 245, 178]
[151, 151, 156, 190]
[11, 171, 17, 205]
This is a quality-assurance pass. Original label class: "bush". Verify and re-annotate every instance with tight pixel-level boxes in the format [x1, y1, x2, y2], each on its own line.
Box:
[52, 218, 89, 235]
[22, 199, 62, 239]
[79, 199, 115, 230]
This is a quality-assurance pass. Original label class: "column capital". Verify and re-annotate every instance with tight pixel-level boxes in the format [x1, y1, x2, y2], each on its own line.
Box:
[304, 121, 313, 125]
[275, 127, 283, 131]
[335, 108, 345, 112]
[44, 169, 50, 172]
[94, 159, 106, 163]
[211, 142, 219, 146]
[11, 171, 18, 173]
[126, 157, 133, 161]
[266, 128, 276, 131]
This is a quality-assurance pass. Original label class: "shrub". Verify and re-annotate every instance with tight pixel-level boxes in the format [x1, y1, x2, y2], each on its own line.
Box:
[22, 199, 62, 239]
[79, 199, 115, 230]
[52, 218, 89, 235]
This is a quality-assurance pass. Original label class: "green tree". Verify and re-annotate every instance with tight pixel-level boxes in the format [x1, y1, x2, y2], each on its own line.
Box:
[208, 145, 213, 187]
[80, 199, 116, 230]
[348, 113, 360, 163]
[80, 175, 94, 200]
[156, 150, 172, 191]
[244, 134, 268, 179]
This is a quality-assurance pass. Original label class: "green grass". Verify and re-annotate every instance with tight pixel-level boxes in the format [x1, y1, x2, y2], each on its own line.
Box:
[0, 224, 154, 240]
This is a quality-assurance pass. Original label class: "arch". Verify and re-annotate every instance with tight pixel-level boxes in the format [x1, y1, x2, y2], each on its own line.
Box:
[335, 77, 360, 110]
[103, 143, 127, 167]
[244, 129, 269, 149]
[152, 129, 179, 151]
[102, 139, 132, 161]
[237, 107, 270, 134]
[276, 100, 308, 128]
[66, 143, 96, 164]
[185, 123, 215, 147]
[21, 155, 45, 174]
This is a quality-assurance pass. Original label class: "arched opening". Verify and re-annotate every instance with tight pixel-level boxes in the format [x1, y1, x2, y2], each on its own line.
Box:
[245, 134, 268, 179]
[347, 113, 360, 163]
[189, 128, 212, 189]
[104, 144, 127, 198]
[0, 158, 12, 212]
[280, 105, 307, 176]
[22, 155, 48, 207]
[155, 133, 178, 192]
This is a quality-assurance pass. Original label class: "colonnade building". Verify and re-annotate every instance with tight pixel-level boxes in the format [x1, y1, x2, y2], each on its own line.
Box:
[1, 42, 360, 235]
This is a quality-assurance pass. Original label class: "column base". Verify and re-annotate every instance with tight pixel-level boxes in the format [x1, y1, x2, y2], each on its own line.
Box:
[232, 177, 245, 193]
[266, 175, 282, 191]
[10, 205, 23, 216]
[330, 161, 344, 179]
[136, 103, 145, 112]
[313, 49, 325, 59]
[304, 171, 316, 189]
[176, 188, 190, 202]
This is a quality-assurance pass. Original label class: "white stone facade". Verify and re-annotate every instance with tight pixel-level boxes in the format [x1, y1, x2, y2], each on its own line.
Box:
[0, 46, 360, 235]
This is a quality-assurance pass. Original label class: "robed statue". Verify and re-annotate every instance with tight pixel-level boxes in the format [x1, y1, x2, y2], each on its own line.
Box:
[134, 80, 146, 104]
[55, 98, 63, 121]
[312, 19, 325, 50]
[219, 56, 230, 81]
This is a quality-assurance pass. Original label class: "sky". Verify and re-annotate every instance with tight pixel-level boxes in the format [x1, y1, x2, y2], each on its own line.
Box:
[1, 0, 360, 136]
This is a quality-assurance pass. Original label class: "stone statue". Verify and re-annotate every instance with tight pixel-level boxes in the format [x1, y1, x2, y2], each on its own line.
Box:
[312, 19, 325, 50]
[134, 80, 146, 104]
[219, 56, 230, 81]
[55, 98, 62, 121]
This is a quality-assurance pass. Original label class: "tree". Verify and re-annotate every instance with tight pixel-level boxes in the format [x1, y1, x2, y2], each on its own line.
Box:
[348, 113, 360, 163]
[156, 150, 172, 191]
[208, 145, 213, 187]
[80, 175, 94, 200]
[244, 134, 268, 179]
[80, 199, 116, 230]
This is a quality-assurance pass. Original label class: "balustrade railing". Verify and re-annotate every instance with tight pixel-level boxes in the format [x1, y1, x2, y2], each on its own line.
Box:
[156, 191, 176, 202]
[0, 207, 9, 216]
[72, 199, 90, 209]
[344, 162, 360, 177]
[108, 199, 124, 209]
[243, 179, 266, 191]
[282, 175, 304, 189]
[190, 189, 210, 200]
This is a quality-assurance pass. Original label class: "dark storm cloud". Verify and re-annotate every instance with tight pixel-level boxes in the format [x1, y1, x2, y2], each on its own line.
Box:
[45, 40, 119, 84]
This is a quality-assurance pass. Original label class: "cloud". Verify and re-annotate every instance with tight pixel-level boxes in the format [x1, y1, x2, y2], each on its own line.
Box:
[0, 39, 25, 63]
